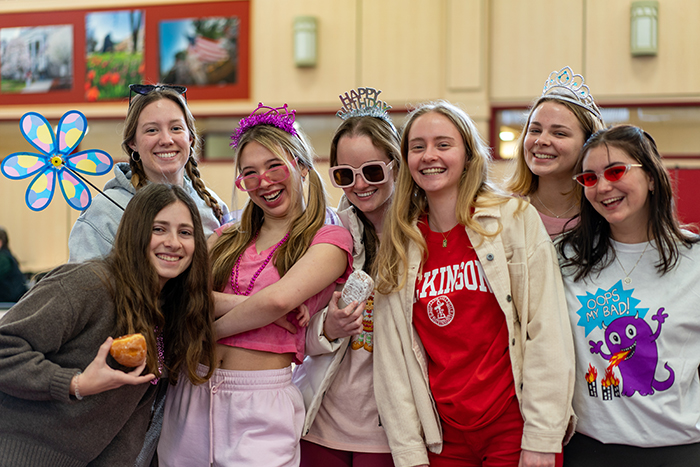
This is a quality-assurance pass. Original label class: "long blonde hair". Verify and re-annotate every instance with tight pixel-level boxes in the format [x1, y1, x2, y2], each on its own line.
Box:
[376, 101, 514, 294]
[210, 124, 328, 290]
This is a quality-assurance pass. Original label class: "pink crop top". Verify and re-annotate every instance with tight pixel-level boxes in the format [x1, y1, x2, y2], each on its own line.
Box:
[214, 224, 353, 364]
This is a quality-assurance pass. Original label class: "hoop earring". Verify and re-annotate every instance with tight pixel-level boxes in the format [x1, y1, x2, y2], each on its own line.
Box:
[131, 151, 140, 162]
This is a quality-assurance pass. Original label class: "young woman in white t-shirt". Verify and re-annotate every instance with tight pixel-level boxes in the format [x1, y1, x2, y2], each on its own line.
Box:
[558, 124, 700, 466]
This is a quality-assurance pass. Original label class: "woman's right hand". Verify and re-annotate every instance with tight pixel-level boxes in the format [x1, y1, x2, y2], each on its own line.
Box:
[323, 291, 365, 341]
[72, 337, 155, 398]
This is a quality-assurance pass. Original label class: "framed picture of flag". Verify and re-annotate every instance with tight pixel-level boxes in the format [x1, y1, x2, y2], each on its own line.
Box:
[159, 17, 238, 86]
[148, 1, 249, 100]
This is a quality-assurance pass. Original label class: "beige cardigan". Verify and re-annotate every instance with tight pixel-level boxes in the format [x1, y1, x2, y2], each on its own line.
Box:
[373, 198, 576, 467]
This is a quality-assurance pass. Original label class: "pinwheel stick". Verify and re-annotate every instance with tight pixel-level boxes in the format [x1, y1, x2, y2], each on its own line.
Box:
[63, 165, 125, 211]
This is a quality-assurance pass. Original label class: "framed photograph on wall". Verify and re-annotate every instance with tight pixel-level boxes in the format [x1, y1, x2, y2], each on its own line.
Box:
[0, 9, 82, 104]
[159, 16, 239, 87]
[0, 25, 73, 95]
[0, 1, 249, 105]
[85, 9, 145, 101]
[146, 2, 249, 100]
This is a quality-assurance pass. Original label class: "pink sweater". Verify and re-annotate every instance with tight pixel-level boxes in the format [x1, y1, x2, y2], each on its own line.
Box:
[215, 225, 353, 363]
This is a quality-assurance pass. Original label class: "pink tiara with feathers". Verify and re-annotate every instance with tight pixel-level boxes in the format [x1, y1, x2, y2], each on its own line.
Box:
[231, 102, 298, 148]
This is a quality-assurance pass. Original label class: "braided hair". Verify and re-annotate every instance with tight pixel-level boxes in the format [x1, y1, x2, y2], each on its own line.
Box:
[122, 86, 224, 223]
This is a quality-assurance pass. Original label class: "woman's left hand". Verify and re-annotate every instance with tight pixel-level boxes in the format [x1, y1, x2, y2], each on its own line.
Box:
[518, 450, 555, 467]
[73, 337, 155, 398]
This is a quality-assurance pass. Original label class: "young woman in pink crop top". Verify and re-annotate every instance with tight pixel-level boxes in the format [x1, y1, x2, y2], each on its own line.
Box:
[158, 103, 353, 467]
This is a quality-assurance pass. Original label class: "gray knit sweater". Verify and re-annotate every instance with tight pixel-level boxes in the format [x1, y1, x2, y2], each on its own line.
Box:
[0, 263, 157, 467]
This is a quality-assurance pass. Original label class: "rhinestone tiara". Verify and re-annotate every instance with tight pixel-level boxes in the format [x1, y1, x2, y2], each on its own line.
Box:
[231, 103, 298, 148]
[336, 87, 392, 123]
[541, 66, 602, 120]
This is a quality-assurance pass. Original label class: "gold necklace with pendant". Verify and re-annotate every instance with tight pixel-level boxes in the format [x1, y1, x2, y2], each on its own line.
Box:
[429, 215, 452, 248]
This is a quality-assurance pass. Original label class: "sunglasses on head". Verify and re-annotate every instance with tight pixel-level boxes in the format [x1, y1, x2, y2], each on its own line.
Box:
[329, 160, 394, 188]
[573, 163, 643, 188]
[128, 84, 187, 106]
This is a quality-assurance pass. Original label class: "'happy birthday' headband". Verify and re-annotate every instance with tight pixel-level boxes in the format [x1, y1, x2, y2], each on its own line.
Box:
[336, 87, 392, 124]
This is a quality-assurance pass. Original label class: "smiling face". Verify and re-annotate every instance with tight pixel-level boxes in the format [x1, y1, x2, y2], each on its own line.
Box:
[238, 140, 305, 222]
[149, 200, 195, 290]
[406, 111, 466, 203]
[336, 134, 395, 226]
[524, 101, 586, 181]
[129, 98, 192, 185]
[582, 144, 654, 240]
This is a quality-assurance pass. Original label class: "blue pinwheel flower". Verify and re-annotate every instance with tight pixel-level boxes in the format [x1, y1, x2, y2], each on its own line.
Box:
[1, 110, 113, 211]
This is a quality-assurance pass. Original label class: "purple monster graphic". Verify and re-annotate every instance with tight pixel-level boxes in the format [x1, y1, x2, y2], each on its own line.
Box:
[589, 307, 674, 397]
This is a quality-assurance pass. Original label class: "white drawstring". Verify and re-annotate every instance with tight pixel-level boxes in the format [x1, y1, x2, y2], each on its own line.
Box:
[209, 378, 224, 466]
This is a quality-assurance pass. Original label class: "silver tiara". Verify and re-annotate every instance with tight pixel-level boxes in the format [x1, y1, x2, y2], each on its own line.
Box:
[541, 66, 602, 120]
[336, 87, 392, 123]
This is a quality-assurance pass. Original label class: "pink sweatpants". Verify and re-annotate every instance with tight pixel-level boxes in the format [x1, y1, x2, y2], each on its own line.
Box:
[158, 364, 305, 467]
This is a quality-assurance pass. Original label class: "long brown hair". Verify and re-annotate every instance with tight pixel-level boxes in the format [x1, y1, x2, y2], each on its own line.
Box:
[329, 116, 400, 277]
[558, 124, 699, 281]
[122, 86, 224, 222]
[210, 124, 328, 291]
[104, 183, 216, 384]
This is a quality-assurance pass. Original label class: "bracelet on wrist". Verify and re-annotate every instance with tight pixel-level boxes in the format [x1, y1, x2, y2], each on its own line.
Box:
[322, 328, 335, 342]
[73, 371, 83, 401]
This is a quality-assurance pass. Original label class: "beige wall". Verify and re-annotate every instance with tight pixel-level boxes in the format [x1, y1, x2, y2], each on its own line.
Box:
[1, 0, 699, 273]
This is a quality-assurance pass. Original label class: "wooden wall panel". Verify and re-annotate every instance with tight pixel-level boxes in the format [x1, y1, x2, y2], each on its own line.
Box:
[586, 0, 700, 99]
[447, 0, 482, 91]
[490, 0, 584, 102]
[251, 0, 357, 108]
[0, 173, 115, 274]
[360, 0, 443, 103]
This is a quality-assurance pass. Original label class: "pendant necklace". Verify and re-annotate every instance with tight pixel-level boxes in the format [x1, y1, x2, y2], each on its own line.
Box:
[231, 231, 290, 295]
[535, 193, 576, 219]
[429, 215, 452, 248]
[615, 242, 649, 285]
